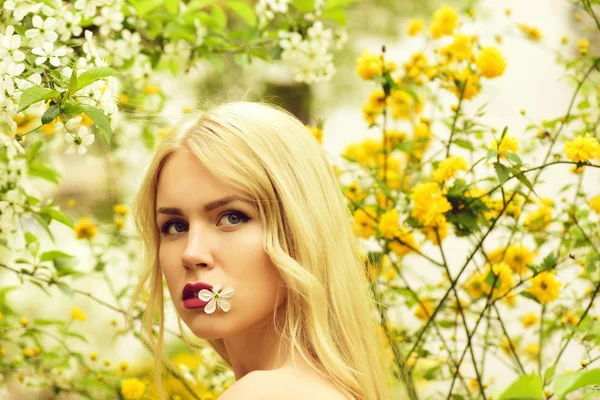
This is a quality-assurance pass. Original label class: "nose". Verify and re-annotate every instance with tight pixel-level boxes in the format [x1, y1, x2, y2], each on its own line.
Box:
[181, 223, 214, 270]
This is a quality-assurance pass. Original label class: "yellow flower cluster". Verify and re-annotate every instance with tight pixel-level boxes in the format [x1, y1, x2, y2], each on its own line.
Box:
[120, 378, 146, 399]
[75, 217, 98, 240]
[403, 52, 437, 84]
[526, 271, 562, 303]
[564, 133, 600, 163]
[475, 46, 507, 78]
[521, 312, 538, 328]
[406, 18, 425, 36]
[487, 245, 535, 275]
[480, 262, 514, 299]
[430, 5, 459, 39]
[355, 50, 397, 80]
[439, 34, 476, 63]
[523, 205, 552, 232]
[432, 156, 468, 182]
[578, 38, 589, 55]
[449, 67, 480, 100]
[409, 182, 452, 227]
[352, 207, 378, 239]
[388, 89, 423, 120]
[517, 24, 543, 41]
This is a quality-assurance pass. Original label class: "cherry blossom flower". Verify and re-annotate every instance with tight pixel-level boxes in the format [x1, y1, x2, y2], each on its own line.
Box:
[198, 283, 235, 314]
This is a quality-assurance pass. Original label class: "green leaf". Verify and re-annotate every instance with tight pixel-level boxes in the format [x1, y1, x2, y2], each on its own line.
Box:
[34, 319, 65, 327]
[510, 167, 537, 196]
[554, 368, 600, 399]
[226, 1, 256, 26]
[210, 5, 227, 29]
[544, 364, 557, 385]
[25, 232, 38, 245]
[164, 0, 179, 14]
[292, 0, 314, 12]
[26, 141, 44, 163]
[78, 104, 113, 146]
[75, 67, 119, 93]
[53, 281, 75, 298]
[41, 104, 60, 124]
[18, 87, 60, 113]
[40, 250, 74, 262]
[582, 389, 600, 400]
[28, 161, 61, 184]
[30, 280, 52, 296]
[127, 0, 162, 17]
[65, 330, 89, 343]
[41, 208, 74, 228]
[497, 373, 544, 400]
[541, 253, 557, 271]
[454, 138, 474, 151]
[494, 162, 510, 185]
[68, 64, 78, 94]
[32, 213, 55, 243]
[506, 153, 523, 166]
[577, 98, 590, 111]
[520, 291, 541, 304]
[321, 7, 346, 25]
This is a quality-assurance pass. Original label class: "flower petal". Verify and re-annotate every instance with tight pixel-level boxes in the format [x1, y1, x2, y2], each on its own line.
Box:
[198, 289, 213, 301]
[219, 287, 235, 299]
[204, 299, 216, 314]
[218, 299, 230, 312]
[212, 283, 222, 294]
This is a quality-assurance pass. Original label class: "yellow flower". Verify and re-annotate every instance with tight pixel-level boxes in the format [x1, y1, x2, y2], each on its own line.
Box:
[388, 89, 423, 120]
[70, 307, 87, 322]
[488, 245, 535, 275]
[388, 227, 419, 257]
[526, 271, 561, 304]
[23, 347, 33, 358]
[306, 125, 323, 145]
[524, 343, 539, 361]
[561, 35, 569, 45]
[90, 352, 98, 361]
[522, 312, 538, 328]
[0, 312, 3, 321]
[352, 207, 378, 239]
[120, 378, 147, 400]
[119, 94, 129, 104]
[409, 182, 452, 227]
[345, 181, 367, 203]
[113, 204, 129, 216]
[120, 361, 129, 371]
[450, 68, 480, 100]
[385, 130, 408, 152]
[414, 300, 434, 321]
[422, 218, 448, 245]
[355, 50, 396, 80]
[589, 195, 600, 214]
[114, 217, 125, 229]
[430, 5, 459, 38]
[104, 359, 111, 366]
[67, 199, 77, 208]
[476, 46, 507, 79]
[463, 272, 486, 299]
[440, 34, 476, 62]
[144, 85, 160, 95]
[523, 206, 552, 232]
[564, 133, 600, 162]
[578, 38, 589, 55]
[490, 135, 519, 156]
[19, 317, 29, 327]
[518, 24, 543, 41]
[433, 156, 468, 182]
[1, 347, 6, 356]
[379, 209, 401, 240]
[480, 262, 514, 299]
[362, 103, 381, 125]
[406, 18, 425, 36]
[75, 217, 98, 240]
[560, 311, 579, 326]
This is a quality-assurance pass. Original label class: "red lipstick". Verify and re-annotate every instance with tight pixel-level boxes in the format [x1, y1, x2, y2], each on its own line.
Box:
[182, 282, 213, 309]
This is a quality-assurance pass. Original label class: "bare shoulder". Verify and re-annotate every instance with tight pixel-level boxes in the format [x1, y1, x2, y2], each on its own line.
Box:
[220, 369, 354, 400]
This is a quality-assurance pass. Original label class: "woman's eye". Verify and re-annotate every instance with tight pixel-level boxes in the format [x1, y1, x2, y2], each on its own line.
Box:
[218, 211, 250, 227]
[160, 220, 187, 235]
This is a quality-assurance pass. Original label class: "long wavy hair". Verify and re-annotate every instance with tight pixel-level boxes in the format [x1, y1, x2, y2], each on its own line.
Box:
[128, 101, 404, 399]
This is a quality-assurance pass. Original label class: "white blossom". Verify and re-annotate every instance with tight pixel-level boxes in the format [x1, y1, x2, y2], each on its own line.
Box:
[31, 42, 68, 67]
[25, 15, 59, 46]
[0, 26, 26, 64]
[64, 125, 95, 155]
[198, 283, 235, 314]
[93, 5, 124, 37]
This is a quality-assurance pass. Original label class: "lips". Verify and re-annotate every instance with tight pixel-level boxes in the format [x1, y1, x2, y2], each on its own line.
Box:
[182, 282, 213, 309]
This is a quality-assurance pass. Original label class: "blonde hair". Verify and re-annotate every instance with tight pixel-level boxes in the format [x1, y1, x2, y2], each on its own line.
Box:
[128, 101, 403, 400]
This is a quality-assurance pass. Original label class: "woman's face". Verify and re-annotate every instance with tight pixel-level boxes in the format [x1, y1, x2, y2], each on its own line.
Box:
[155, 148, 285, 339]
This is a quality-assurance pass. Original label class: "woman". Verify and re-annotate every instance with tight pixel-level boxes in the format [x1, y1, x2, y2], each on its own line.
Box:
[128, 101, 404, 399]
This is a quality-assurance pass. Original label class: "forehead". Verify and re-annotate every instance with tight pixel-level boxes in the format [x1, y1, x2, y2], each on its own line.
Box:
[156, 148, 239, 204]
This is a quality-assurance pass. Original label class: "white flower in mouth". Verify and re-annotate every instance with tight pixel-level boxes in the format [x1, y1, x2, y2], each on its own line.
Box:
[198, 283, 234, 314]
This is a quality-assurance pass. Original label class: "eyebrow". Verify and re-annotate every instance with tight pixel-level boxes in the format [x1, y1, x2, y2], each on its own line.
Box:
[156, 195, 254, 216]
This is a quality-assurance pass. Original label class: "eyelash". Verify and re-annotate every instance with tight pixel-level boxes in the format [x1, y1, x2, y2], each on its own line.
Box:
[159, 210, 251, 236]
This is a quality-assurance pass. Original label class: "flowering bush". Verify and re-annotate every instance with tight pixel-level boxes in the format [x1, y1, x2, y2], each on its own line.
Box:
[346, 2, 600, 399]
[0, 0, 351, 398]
